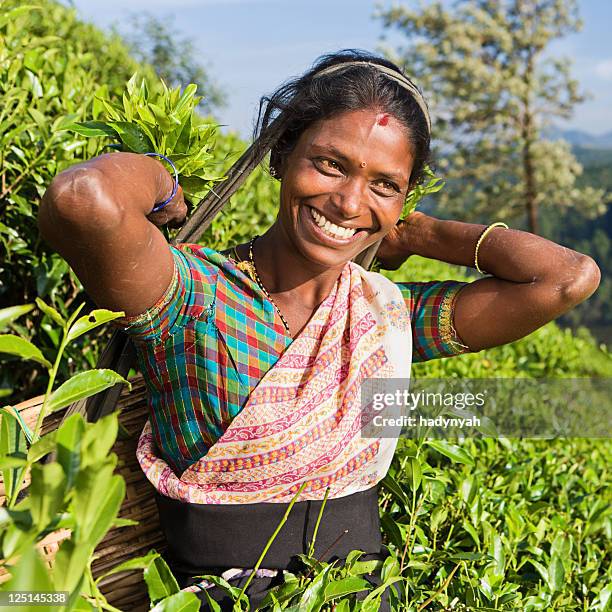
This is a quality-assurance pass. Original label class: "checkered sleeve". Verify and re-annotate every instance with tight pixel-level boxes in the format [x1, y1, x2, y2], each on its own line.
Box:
[396, 280, 473, 363]
[112, 244, 214, 342]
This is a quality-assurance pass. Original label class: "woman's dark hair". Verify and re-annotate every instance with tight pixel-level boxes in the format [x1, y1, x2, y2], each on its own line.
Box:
[253, 49, 431, 189]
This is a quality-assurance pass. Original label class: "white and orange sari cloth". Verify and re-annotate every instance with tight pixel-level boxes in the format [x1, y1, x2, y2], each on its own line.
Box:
[136, 261, 412, 504]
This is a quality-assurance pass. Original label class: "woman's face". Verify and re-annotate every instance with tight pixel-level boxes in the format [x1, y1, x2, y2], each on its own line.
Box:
[276, 108, 415, 269]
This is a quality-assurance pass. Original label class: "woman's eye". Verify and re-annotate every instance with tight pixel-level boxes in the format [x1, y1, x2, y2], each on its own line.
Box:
[317, 158, 342, 172]
[374, 180, 399, 193]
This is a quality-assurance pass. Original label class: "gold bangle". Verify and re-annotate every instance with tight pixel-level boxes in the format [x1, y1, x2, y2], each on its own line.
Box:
[474, 222, 508, 274]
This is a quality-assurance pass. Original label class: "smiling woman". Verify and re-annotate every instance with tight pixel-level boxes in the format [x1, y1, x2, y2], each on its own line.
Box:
[38, 49, 601, 610]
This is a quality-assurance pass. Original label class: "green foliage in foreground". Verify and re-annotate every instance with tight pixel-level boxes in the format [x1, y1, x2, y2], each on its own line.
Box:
[0, 302, 138, 610]
[379, 436, 611, 611]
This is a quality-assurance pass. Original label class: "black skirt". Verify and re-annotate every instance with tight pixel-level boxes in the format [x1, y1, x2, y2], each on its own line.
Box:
[155, 484, 393, 610]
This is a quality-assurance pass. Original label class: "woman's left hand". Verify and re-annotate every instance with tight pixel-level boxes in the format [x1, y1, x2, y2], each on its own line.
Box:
[375, 212, 425, 270]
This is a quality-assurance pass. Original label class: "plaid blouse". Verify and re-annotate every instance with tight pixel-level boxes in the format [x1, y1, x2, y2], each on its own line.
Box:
[116, 244, 471, 474]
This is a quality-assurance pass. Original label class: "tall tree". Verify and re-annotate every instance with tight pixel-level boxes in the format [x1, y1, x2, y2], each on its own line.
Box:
[378, 0, 606, 234]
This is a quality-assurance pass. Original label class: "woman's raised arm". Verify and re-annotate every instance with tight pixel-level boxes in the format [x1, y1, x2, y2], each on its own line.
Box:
[376, 211, 601, 352]
[38, 152, 187, 316]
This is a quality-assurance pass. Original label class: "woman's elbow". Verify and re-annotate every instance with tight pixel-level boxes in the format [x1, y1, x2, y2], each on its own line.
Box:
[558, 255, 601, 306]
[39, 167, 122, 241]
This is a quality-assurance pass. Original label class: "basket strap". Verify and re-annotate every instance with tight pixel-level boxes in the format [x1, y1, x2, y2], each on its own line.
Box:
[174, 115, 290, 245]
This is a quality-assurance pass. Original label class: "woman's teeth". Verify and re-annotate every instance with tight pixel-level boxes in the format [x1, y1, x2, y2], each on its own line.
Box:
[310, 208, 356, 239]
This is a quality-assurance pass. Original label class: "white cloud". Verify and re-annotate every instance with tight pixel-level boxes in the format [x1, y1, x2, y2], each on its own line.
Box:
[594, 59, 612, 80]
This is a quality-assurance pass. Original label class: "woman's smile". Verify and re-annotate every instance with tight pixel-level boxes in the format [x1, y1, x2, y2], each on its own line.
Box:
[310, 206, 358, 239]
[302, 204, 369, 246]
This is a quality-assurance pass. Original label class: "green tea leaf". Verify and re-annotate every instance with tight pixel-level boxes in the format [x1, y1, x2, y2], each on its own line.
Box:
[47, 369, 129, 414]
[35, 297, 65, 328]
[0, 409, 28, 503]
[488, 533, 505, 577]
[298, 564, 333, 612]
[360, 576, 403, 608]
[173, 83, 198, 116]
[27, 430, 57, 463]
[380, 555, 401, 582]
[405, 456, 422, 492]
[381, 511, 404, 548]
[0, 304, 34, 331]
[110, 121, 154, 153]
[0, 334, 52, 368]
[29, 462, 66, 530]
[462, 519, 480, 548]
[65, 302, 87, 330]
[149, 591, 200, 612]
[450, 552, 490, 561]
[0, 456, 27, 469]
[55, 413, 85, 489]
[80, 412, 119, 468]
[381, 474, 410, 511]
[551, 533, 571, 559]
[66, 309, 125, 343]
[350, 559, 384, 576]
[64, 120, 118, 138]
[333, 600, 351, 612]
[259, 575, 304, 608]
[426, 440, 475, 466]
[144, 555, 181, 604]
[324, 576, 371, 601]
[547, 555, 564, 592]
[1, 406, 33, 443]
[52, 538, 91, 593]
[73, 462, 113, 532]
[0, 5, 41, 29]
[87, 475, 126, 546]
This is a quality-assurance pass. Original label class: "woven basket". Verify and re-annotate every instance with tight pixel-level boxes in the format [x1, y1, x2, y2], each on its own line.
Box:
[0, 374, 163, 611]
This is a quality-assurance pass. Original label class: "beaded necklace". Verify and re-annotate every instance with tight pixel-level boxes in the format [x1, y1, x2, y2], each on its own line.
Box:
[233, 236, 291, 335]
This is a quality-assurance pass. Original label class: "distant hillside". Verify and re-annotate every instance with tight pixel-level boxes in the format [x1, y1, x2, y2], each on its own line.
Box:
[573, 146, 612, 170]
[545, 127, 612, 149]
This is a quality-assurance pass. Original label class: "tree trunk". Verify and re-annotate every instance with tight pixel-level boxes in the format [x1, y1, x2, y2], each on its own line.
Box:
[522, 50, 539, 235]
[523, 135, 538, 234]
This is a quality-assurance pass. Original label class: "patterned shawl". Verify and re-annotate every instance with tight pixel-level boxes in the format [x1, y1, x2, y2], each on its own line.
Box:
[136, 260, 412, 504]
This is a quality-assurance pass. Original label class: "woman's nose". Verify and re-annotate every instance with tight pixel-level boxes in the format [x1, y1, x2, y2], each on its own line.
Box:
[331, 177, 367, 219]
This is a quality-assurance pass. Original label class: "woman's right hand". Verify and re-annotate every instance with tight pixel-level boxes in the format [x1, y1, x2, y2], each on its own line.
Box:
[146, 183, 188, 228]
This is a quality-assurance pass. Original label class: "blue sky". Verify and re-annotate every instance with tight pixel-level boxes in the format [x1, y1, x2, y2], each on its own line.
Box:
[70, 0, 612, 138]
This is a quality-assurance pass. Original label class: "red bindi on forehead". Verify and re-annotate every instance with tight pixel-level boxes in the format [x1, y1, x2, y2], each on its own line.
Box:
[377, 113, 390, 126]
